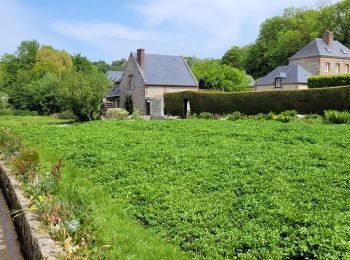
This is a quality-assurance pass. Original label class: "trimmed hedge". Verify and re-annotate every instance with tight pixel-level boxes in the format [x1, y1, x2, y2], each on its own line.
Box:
[164, 87, 350, 117]
[308, 74, 350, 88]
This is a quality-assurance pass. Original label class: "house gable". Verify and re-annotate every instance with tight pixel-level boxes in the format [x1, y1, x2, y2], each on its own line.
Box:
[119, 53, 147, 113]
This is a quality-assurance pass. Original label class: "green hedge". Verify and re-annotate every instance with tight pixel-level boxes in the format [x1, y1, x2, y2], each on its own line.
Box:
[164, 87, 350, 117]
[308, 74, 350, 88]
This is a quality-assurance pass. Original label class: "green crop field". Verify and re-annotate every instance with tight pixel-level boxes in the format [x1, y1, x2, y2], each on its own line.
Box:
[1, 116, 350, 259]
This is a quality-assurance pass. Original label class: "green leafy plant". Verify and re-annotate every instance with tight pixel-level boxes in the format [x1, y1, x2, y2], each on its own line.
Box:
[198, 112, 214, 119]
[124, 94, 134, 114]
[324, 110, 350, 124]
[13, 147, 39, 179]
[226, 111, 242, 121]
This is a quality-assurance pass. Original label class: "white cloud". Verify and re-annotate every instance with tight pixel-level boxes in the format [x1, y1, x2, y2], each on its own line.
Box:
[51, 0, 337, 58]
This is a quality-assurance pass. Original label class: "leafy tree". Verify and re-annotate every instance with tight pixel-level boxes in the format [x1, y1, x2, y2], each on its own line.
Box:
[58, 70, 110, 121]
[33, 46, 73, 78]
[93, 60, 112, 73]
[73, 54, 95, 73]
[192, 59, 251, 92]
[221, 46, 246, 69]
[16, 40, 40, 70]
[111, 59, 127, 71]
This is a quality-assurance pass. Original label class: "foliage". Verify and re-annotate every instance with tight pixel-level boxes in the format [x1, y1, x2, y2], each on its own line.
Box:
[55, 110, 78, 121]
[124, 94, 134, 114]
[192, 59, 250, 92]
[0, 128, 22, 158]
[33, 46, 73, 78]
[72, 54, 95, 73]
[111, 59, 127, 71]
[197, 112, 214, 119]
[13, 147, 40, 179]
[16, 40, 40, 71]
[3, 116, 350, 259]
[164, 86, 350, 117]
[221, 46, 247, 69]
[0, 109, 38, 116]
[226, 111, 242, 121]
[58, 71, 109, 121]
[324, 110, 350, 124]
[105, 108, 129, 120]
[308, 74, 350, 88]
[93, 60, 112, 73]
[131, 110, 142, 120]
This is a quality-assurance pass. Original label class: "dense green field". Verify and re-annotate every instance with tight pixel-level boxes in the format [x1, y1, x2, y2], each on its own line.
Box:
[1, 116, 350, 258]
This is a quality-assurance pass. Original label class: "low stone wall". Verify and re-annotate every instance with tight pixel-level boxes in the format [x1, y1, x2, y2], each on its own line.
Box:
[0, 162, 64, 260]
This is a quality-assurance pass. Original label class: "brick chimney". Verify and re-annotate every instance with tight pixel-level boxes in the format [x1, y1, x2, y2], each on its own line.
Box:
[137, 48, 145, 71]
[323, 31, 334, 46]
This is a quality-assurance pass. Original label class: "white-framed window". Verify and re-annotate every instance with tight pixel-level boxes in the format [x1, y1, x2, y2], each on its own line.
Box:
[275, 78, 283, 88]
[336, 63, 340, 73]
[345, 64, 349, 73]
[325, 63, 330, 73]
[128, 75, 134, 90]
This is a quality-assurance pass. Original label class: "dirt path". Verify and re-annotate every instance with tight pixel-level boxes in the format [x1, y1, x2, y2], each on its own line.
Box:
[0, 189, 24, 260]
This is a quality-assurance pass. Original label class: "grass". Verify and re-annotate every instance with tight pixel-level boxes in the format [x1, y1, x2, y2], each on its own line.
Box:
[1, 116, 350, 258]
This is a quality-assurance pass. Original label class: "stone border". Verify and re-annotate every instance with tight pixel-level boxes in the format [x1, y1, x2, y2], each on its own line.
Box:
[0, 162, 64, 259]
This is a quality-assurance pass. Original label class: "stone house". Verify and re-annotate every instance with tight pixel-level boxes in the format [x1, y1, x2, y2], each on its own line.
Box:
[255, 31, 350, 91]
[117, 49, 198, 117]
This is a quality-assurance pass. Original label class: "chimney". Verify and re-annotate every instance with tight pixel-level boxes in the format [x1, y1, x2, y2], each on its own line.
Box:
[137, 48, 145, 71]
[323, 31, 334, 46]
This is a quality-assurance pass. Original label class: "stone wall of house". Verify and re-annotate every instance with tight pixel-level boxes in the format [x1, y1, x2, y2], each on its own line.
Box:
[145, 85, 198, 117]
[289, 57, 321, 75]
[145, 85, 198, 99]
[254, 83, 308, 92]
[119, 54, 147, 114]
[319, 57, 350, 74]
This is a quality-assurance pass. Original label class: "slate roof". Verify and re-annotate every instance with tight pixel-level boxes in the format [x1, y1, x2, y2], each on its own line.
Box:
[106, 87, 120, 98]
[133, 53, 197, 86]
[289, 39, 350, 60]
[106, 71, 123, 82]
[255, 64, 312, 86]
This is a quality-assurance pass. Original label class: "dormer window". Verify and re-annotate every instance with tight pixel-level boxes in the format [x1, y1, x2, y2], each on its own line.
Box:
[341, 49, 348, 54]
[336, 63, 340, 73]
[325, 63, 330, 73]
[325, 47, 332, 53]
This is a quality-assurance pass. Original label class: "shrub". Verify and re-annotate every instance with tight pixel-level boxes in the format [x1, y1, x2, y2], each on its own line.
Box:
[131, 110, 142, 120]
[198, 112, 214, 119]
[308, 74, 350, 88]
[274, 115, 292, 123]
[57, 110, 78, 121]
[13, 147, 40, 178]
[105, 108, 129, 120]
[124, 94, 134, 114]
[164, 87, 350, 117]
[0, 128, 22, 157]
[280, 110, 297, 117]
[227, 111, 242, 121]
[324, 110, 350, 124]
[265, 112, 276, 120]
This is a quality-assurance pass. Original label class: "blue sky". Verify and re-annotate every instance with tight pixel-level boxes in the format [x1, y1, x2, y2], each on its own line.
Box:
[0, 0, 339, 63]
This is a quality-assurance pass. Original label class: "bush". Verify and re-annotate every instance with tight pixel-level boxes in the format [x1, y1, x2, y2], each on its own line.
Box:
[274, 115, 293, 123]
[57, 110, 78, 121]
[280, 110, 297, 117]
[131, 110, 142, 120]
[164, 86, 350, 117]
[198, 112, 214, 119]
[105, 108, 129, 120]
[13, 147, 40, 178]
[226, 111, 242, 121]
[124, 94, 134, 114]
[308, 74, 350, 88]
[324, 110, 350, 124]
